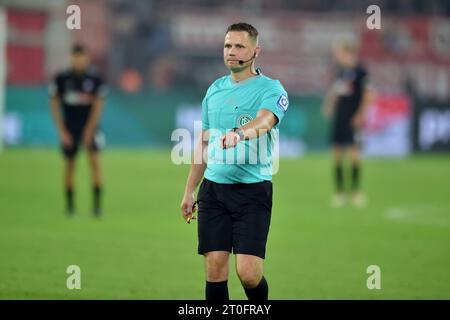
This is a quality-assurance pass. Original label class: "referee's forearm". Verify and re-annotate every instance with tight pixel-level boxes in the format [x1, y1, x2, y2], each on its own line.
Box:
[239, 110, 277, 140]
[185, 163, 206, 194]
[184, 140, 208, 194]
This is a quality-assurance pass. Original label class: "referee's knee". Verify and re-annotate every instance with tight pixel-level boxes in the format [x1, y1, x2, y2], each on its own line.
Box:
[237, 268, 262, 289]
[204, 252, 229, 282]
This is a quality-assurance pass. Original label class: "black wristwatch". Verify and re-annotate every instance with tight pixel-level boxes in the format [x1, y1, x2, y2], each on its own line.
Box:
[232, 127, 245, 141]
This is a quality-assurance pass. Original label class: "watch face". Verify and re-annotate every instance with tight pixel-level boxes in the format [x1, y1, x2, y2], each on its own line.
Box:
[233, 128, 244, 140]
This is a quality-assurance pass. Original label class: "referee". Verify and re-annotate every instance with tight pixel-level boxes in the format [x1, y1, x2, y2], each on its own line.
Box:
[49, 44, 106, 217]
[180, 23, 288, 301]
[323, 40, 372, 208]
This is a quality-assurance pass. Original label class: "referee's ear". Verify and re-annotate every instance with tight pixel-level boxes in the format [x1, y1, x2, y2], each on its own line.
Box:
[254, 46, 261, 58]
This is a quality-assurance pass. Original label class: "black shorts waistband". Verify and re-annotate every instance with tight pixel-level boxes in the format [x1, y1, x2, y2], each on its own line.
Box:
[203, 178, 272, 189]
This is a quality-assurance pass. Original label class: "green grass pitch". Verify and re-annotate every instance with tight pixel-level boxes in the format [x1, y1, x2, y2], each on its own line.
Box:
[0, 148, 449, 299]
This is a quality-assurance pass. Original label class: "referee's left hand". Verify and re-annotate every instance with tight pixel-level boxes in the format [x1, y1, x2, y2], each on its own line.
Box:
[220, 131, 240, 149]
[181, 192, 197, 224]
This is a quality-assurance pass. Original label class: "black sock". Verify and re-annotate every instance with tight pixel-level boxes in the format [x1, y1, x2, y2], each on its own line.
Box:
[93, 186, 101, 213]
[335, 164, 344, 193]
[66, 187, 74, 213]
[205, 280, 229, 301]
[351, 164, 360, 191]
[244, 276, 268, 301]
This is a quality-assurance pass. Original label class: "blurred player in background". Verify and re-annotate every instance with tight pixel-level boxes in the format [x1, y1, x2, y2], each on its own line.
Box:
[49, 44, 106, 217]
[323, 40, 372, 208]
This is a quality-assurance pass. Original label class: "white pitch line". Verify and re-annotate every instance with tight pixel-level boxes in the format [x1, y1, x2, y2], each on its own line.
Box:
[384, 204, 450, 227]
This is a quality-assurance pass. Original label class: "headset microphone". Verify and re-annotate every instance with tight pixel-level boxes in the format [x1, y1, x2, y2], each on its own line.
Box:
[238, 52, 256, 65]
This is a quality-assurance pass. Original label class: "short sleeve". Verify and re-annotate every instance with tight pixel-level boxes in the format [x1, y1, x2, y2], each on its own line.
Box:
[359, 67, 370, 90]
[259, 81, 289, 123]
[94, 76, 108, 98]
[201, 95, 209, 130]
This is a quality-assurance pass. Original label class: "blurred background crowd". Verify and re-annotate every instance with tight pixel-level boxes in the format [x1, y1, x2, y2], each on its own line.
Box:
[1, 0, 449, 155]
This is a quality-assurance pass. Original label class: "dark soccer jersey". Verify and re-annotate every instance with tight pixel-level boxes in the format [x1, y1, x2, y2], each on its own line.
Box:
[49, 69, 106, 130]
[332, 65, 368, 125]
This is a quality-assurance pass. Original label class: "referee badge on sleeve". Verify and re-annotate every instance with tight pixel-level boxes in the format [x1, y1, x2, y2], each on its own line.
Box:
[277, 94, 289, 113]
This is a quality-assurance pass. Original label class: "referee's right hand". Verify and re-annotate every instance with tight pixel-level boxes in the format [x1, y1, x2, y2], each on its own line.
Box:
[181, 192, 197, 224]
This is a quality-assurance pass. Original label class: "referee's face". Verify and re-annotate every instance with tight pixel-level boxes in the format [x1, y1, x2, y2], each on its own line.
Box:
[224, 31, 256, 72]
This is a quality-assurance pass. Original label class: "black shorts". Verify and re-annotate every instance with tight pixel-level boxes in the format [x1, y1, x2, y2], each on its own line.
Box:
[197, 178, 273, 259]
[62, 127, 100, 159]
[331, 120, 361, 146]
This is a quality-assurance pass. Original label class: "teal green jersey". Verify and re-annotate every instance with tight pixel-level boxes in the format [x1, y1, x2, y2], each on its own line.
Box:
[201, 73, 289, 184]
